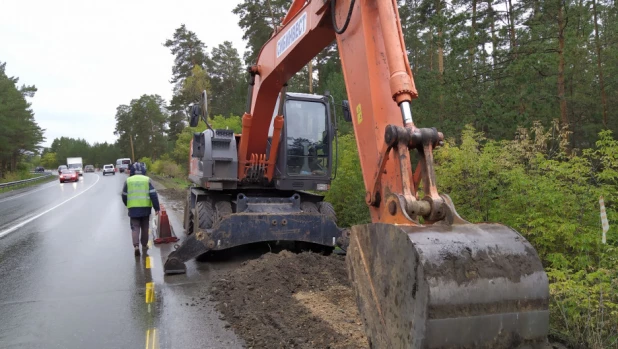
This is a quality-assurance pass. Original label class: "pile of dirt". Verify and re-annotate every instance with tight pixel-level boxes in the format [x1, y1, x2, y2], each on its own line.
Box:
[207, 251, 369, 349]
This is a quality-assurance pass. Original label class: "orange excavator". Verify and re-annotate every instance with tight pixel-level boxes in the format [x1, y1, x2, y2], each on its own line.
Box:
[165, 0, 550, 347]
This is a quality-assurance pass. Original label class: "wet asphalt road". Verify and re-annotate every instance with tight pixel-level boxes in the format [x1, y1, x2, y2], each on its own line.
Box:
[0, 172, 244, 349]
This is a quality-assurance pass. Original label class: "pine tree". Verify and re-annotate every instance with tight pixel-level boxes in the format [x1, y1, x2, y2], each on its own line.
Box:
[0, 61, 44, 177]
[209, 41, 246, 116]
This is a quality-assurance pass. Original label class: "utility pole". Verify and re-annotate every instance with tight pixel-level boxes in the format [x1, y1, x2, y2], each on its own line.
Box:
[308, 60, 313, 93]
[129, 134, 135, 161]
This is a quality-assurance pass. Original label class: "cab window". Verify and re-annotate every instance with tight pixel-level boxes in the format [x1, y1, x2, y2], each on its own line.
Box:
[284, 99, 328, 177]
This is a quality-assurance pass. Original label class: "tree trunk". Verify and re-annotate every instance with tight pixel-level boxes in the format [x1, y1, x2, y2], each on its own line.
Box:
[308, 60, 313, 93]
[557, 2, 568, 127]
[438, 31, 444, 78]
[436, 0, 444, 79]
[488, 1, 497, 72]
[414, 42, 418, 74]
[469, 0, 477, 66]
[437, 0, 444, 121]
[505, 0, 517, 51]
[11, 154, 17, 173]
[592, 0, 608, 127]
[429, 29, 434, 72]
[413, 0, 419, 74]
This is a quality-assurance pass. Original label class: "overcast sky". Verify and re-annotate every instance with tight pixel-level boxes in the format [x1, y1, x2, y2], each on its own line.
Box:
[0, 0, 246, 147]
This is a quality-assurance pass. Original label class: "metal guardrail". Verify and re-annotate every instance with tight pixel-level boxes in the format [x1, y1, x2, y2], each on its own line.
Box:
[0, 171, 54, 189]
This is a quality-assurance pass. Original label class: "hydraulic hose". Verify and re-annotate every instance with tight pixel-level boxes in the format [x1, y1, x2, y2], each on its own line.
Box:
[331, 0, 356, 34]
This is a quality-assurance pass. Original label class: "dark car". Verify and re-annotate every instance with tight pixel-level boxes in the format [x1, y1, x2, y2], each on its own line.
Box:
[58, 165, 68, 174]
[84, 165, 95, 173]
[59, 169, 79, 183]
[34, 166, 45, 173]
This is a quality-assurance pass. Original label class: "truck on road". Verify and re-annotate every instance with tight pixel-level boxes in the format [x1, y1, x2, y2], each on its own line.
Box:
[67, 157, 83, 176]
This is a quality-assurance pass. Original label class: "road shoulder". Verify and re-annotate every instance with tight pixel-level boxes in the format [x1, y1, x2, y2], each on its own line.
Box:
[147, 176, 245, 349]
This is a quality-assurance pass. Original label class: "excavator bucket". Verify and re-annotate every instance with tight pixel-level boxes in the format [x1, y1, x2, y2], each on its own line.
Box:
[347, 222, 549, 349]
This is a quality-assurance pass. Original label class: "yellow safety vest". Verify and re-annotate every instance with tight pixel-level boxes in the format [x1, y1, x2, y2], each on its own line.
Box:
[126, 175, 152, 208]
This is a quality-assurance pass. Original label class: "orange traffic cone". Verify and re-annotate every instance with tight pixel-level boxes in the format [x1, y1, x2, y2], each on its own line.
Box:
[154, 204, 179, 244]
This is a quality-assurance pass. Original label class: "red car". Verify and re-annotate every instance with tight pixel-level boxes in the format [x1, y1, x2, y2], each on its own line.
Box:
[59, 169, 79, 183]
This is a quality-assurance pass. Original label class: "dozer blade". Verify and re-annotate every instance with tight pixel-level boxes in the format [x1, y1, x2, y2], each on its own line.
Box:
[347, 223, 549, 349]
[163, 211, 342, 274]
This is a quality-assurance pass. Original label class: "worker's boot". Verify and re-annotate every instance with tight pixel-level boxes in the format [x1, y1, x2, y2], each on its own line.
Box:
[142, 245, 149, 254]
[134, 246, 140, 256]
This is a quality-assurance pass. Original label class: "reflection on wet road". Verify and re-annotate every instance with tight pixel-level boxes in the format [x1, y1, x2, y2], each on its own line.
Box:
[0, 172, 243, 349]
[0, 173, 156, 348]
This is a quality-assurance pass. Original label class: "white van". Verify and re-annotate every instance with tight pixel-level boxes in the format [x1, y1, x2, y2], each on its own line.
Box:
[116, 158, 132, 173]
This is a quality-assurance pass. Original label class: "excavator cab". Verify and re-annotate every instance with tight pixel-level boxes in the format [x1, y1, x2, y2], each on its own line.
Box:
[271, 92, 334, 192]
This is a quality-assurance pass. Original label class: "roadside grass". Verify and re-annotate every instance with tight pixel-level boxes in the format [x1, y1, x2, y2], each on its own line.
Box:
[149, 174, 190, 190]
[1, 172, 39, 183]
[0, 173, 56, 194]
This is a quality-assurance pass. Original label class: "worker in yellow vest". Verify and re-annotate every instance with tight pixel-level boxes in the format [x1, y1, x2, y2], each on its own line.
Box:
[121, 163, 160, 256]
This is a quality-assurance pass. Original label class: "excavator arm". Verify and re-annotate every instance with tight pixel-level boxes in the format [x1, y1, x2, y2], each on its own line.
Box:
[235, 0, 550, 347]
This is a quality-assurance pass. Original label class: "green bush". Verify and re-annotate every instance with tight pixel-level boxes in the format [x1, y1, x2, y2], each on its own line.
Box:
[211, 115, 242, 133]
[434, 123, 618, 347]
[172, 120, 207, 171]
[160, 160, 183, 178]
[325, 134, 371, 227]
[548, 264, 618, 348]
[1, 171, 32, 183]
[139, 157, 153, 172]
[149, 155, 183, 179]
[151, 159, 163, 176]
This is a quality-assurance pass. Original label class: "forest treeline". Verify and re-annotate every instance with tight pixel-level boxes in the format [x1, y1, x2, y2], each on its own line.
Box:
[0, 62, 44, 180]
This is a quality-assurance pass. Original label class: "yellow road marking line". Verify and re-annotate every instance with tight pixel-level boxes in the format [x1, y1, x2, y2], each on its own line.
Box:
[145, 329, 150, 349]
[145, 282, 155, 304]
[148, 228, 154, 247]
[145, 256, 152, 269]
[145, 328, 158, 349]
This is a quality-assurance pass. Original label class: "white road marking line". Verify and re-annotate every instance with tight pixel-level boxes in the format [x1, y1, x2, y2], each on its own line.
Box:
[0, 174, 101, 238]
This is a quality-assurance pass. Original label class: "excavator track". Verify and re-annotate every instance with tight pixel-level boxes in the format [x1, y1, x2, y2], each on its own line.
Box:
[347, 223, 549, 349]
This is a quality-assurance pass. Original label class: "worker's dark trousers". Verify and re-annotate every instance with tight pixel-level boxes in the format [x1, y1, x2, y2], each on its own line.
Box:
[130, 216, 150, 247]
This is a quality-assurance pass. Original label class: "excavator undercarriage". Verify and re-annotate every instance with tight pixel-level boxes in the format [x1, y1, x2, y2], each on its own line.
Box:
[164, 188, 344, 274]
[164, 0, 551, 347]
